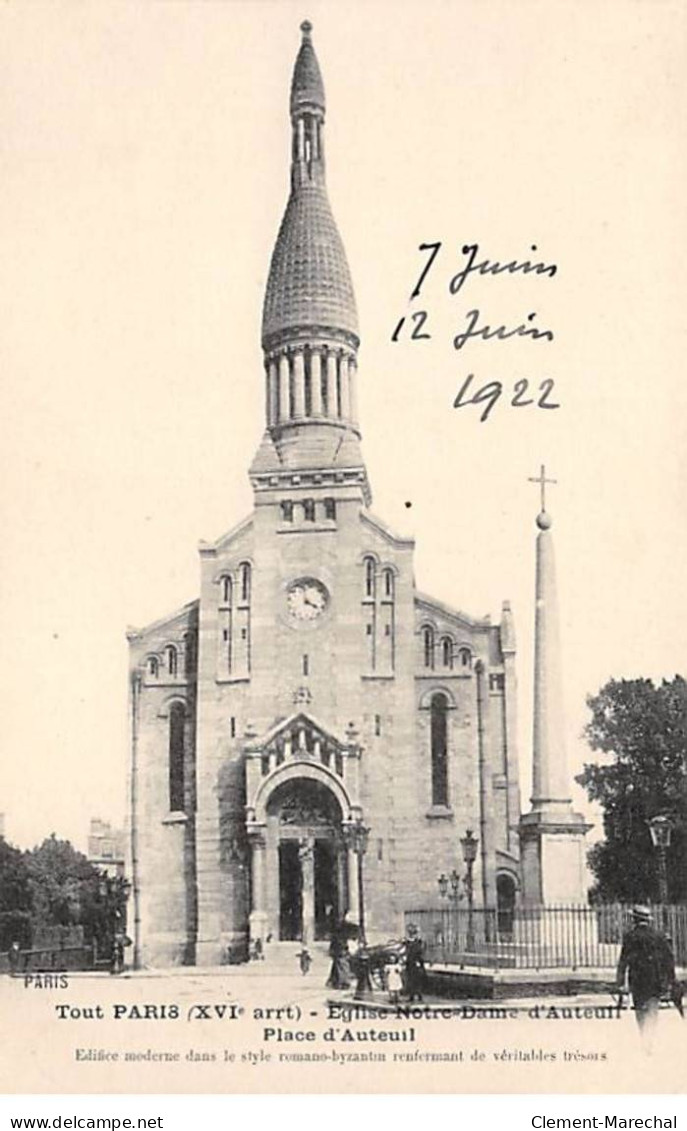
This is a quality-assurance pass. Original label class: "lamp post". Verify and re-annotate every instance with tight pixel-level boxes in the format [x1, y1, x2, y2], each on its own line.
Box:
[460, 829, 479, 952]
[648, 815, 673, 904]
[437, 869, 462, 902]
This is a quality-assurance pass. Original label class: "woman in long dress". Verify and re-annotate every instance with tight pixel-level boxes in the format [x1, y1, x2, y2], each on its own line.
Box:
[326, 910, 353, 989]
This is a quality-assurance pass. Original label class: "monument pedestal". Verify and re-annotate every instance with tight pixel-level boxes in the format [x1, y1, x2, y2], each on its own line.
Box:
[520, 805, 592, 905]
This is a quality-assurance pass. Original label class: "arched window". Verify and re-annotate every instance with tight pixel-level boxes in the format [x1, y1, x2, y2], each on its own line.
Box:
[422, 626, 435, 669]
[221, 575, 232, 605]
[459, 647, 472, 669]
[166, 645, 178, 678]
[364, 557, 375, 598]
[239, 563, 251, 603]
[441, 637, 453, 669]
[169, 701, 185, 812]
[430, 692, 449, 807]
[383, 569, 394, 599]
[147, 656, 159, 679]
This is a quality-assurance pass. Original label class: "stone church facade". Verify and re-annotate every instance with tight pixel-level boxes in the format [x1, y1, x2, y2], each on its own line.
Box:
[126, 23, 522, 967]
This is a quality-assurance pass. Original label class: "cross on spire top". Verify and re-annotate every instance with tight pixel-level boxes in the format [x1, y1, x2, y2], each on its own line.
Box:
[528, 464, 557, 524]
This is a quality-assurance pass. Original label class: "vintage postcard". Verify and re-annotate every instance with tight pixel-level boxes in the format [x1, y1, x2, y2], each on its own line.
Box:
[1, 0, 686, 1095]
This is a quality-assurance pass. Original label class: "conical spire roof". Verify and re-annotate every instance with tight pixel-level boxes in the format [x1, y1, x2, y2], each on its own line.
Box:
[262, 190, 358, 344]
[261, 23, 358, 347]
[290, 21, 325, 114]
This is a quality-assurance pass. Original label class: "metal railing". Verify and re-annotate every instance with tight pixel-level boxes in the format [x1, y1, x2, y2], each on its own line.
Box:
[404, 904, 687, 971]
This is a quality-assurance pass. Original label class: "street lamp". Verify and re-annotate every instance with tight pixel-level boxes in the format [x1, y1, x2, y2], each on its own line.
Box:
[648, 815, 673, 903]
[460, 829, 479, 951]
[437, 870, 462, 902]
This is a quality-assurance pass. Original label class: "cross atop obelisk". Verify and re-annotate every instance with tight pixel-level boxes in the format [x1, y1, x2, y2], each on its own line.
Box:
[528, 464, 557, 514]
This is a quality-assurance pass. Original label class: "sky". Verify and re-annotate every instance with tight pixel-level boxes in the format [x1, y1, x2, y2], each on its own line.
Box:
[2, 0, 686, 855]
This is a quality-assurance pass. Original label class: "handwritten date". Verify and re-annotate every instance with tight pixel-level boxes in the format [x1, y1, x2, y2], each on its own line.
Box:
[454, 375, 560, 423]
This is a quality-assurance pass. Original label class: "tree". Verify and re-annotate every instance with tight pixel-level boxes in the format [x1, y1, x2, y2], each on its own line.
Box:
[576, 675, 687, 903]
[0, 839, 33, 949]
[25, 834, 106, 945]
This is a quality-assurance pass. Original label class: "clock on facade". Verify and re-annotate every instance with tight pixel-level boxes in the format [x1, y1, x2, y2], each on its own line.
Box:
[286, 578, 329, 622]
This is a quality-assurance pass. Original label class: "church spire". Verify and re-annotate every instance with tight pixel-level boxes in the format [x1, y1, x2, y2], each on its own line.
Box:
[255, 22, 368, 497]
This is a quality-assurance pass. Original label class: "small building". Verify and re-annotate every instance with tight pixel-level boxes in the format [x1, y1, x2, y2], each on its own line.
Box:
[87, 819, 125, 879]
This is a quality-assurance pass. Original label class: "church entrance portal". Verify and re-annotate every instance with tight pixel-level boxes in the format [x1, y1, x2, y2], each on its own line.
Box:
[267, 779, 346, 942]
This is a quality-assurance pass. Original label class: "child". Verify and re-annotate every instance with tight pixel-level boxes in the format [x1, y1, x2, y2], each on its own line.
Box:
[386, 956, 403, 1004]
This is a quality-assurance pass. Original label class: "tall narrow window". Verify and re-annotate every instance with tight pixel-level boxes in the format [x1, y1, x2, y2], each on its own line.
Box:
[169, 702, 185, 812]
[303, 654, 309, 676]
[459, 647, 472, 669]
[441, 637, 453, 669]
[383, 569, 394, 599]
[423, 626, 435, 669]
[281, 501, 294, 523]
[166, 645, 178, 678]
[303, 499, 316, 522]
[221, 575, 232, 605]
[430, 692, 449, 807]
[324, 498, 336, 521]
[239, 563, 251, 603]
[147, 656, 159, 679]
[364, 557, 375, 598]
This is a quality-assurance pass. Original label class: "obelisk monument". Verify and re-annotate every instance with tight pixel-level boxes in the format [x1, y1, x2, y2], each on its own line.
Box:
[519, 467, 590, 905]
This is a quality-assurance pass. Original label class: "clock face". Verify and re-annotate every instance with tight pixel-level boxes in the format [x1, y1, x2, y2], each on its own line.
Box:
[286, 578, 329, 622]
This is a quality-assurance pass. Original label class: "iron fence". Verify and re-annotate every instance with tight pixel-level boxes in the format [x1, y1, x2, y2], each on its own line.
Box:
[404, 904, 687, 971]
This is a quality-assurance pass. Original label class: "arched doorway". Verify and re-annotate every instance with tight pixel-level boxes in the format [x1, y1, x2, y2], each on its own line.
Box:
[496, 872, 517, 939]
[266, 778, 346, 942]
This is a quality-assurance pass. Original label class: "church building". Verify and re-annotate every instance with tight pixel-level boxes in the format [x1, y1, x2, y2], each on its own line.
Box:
[126, 22, 522, 967]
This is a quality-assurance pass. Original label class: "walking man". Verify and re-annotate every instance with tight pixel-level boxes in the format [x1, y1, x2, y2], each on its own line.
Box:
[403, 923, 426, 1003]
[616, 904, 676, 1052]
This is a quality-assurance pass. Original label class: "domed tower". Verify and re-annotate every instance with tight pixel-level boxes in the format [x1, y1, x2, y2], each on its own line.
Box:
[251, 21, 370, 503]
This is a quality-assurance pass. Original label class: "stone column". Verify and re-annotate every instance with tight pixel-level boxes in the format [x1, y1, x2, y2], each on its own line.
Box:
[347, 846, 359, 921]
[336, 846, 347, 918]
[248, 827, 268, 944]
[348, 356, 358, 425]
[310, 350, 323, 416]
[299, 838, 315, 944]
[278, 353, 290, 423]
[339, 352, 351, 419]
[519, 506, 591, 905]
[293, 350, 305, 419]
[264, 362, 272, 427]
[532, 514, 570, 806]
[326, 351, 338, 418]
[269, 359, 279, 427]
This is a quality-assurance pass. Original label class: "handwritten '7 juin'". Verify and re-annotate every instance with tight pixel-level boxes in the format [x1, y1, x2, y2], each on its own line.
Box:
[391, 242, 560, 422]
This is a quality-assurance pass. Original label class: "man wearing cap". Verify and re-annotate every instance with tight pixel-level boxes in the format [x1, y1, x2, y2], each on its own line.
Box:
[402, 924, 426, 1002]
[616, 905, 676, 1048]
